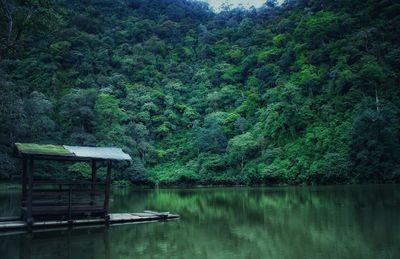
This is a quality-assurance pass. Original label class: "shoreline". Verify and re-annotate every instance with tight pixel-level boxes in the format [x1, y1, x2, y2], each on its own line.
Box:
[0, 181, 398, 190]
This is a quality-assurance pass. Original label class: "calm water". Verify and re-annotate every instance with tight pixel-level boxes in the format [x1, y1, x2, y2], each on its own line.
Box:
[0, 185, 399, 259]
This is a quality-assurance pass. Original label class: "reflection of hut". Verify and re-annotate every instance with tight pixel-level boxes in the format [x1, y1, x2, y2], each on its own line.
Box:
[13, 143, 132, 225]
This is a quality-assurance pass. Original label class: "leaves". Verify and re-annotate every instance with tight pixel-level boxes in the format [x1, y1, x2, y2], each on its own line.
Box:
[1, 0, 400, 185]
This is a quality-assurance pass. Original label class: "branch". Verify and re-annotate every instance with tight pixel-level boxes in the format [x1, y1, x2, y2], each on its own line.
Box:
[1, 0, 13, 44]
[0, 2, 35, 56]
[14, 7, 34, 43]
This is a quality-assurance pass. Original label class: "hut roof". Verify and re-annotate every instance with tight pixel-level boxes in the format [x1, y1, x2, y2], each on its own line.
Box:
[14, 143, 131, 161]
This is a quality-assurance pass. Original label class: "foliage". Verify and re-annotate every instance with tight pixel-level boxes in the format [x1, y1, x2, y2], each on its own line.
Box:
[68, 162, 91, 180]
[227, 132, 258, 174]
[350, 102, 400, 183]
[149, 163, 199, 185]
[1, 0, 400, 185]
[15, 143, 71, 156]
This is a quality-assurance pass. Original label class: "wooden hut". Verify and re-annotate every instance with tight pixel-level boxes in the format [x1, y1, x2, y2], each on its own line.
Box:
[0, 143, 178, 234]
[13, 143, 132, 224]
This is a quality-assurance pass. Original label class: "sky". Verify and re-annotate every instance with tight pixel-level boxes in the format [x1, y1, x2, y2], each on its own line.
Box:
[202, 0, 267, 10]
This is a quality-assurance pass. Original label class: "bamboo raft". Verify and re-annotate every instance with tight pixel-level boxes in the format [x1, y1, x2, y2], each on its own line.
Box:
[0, 211, 179, 234]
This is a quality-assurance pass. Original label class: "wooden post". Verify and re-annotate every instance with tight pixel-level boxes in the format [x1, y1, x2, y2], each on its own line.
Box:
[90, 160, 97, 207]
[104, 160, 112, 221]
[21, 157, 27, 204]
[68, 184, 72, 227]
[26, 157, 34, 226]
[58, 183, 62, 205]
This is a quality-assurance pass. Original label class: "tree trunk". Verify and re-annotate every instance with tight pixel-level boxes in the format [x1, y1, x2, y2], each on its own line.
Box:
[375, 87, 380, 112]
[241, 155, 244, 175]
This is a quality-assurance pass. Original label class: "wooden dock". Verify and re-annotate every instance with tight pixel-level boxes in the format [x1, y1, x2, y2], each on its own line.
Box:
[7, 144, 180, 236]
[0, 211, 179, 235]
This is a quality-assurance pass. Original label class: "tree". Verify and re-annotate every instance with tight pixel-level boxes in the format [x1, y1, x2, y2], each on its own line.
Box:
[193, 121, 227, 154]
[95, 93, 126, 127]
[23, 91, 56, 141]
[60, 89, 97, 145]
[94, 93, 128, 146]
[0, 78, 25, 177]
[350, 103, 400, 182]
[227, 132, 257, 174]
[0, 0, 60, 57]
[357, 55, 384, 111]
[126, 122, 150, 164]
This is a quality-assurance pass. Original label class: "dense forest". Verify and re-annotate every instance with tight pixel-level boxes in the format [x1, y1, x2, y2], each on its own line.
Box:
[1, 0, 399, 186]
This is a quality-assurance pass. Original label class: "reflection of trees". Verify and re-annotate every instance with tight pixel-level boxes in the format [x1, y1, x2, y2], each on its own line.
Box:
[139, 186, 400, 259]
[0, 184, 20, 216]
[0, 186, 399, 258]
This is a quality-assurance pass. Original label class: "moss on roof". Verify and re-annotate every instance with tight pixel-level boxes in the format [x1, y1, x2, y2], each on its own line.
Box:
[15, 143, 72, 156]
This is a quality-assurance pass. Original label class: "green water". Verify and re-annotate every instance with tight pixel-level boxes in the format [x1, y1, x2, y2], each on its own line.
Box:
[0, 185, 399, 259]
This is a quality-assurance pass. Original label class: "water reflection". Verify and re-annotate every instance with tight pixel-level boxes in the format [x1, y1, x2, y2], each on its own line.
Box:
[0, 185, 399, 259]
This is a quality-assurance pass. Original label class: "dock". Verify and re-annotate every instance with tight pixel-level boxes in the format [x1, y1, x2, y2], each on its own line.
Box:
[0, 211, 179, 234]
[4, 143, 180, 235]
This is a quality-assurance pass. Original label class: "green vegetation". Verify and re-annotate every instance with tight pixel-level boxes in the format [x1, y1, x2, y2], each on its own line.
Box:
[15, 143, 71, 156]
[1, 0, 399, 185]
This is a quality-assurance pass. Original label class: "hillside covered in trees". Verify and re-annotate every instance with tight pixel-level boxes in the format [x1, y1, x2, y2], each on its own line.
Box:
[1, 0, 399, 185]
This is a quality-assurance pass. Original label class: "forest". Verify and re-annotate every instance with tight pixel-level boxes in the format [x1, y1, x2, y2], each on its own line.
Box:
[0, 0, 399, 186]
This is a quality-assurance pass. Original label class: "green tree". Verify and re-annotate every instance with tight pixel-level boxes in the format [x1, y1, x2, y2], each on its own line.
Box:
[227, 132, 257, 174]
[94, 93, 128, 146]
[350, 103, 400, 182]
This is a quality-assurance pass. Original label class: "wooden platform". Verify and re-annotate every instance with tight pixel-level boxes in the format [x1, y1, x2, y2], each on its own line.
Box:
[0, 211, 179, 235]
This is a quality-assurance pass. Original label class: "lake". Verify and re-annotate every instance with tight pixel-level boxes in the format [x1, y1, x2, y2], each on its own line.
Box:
[0, 185, 399, 259]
